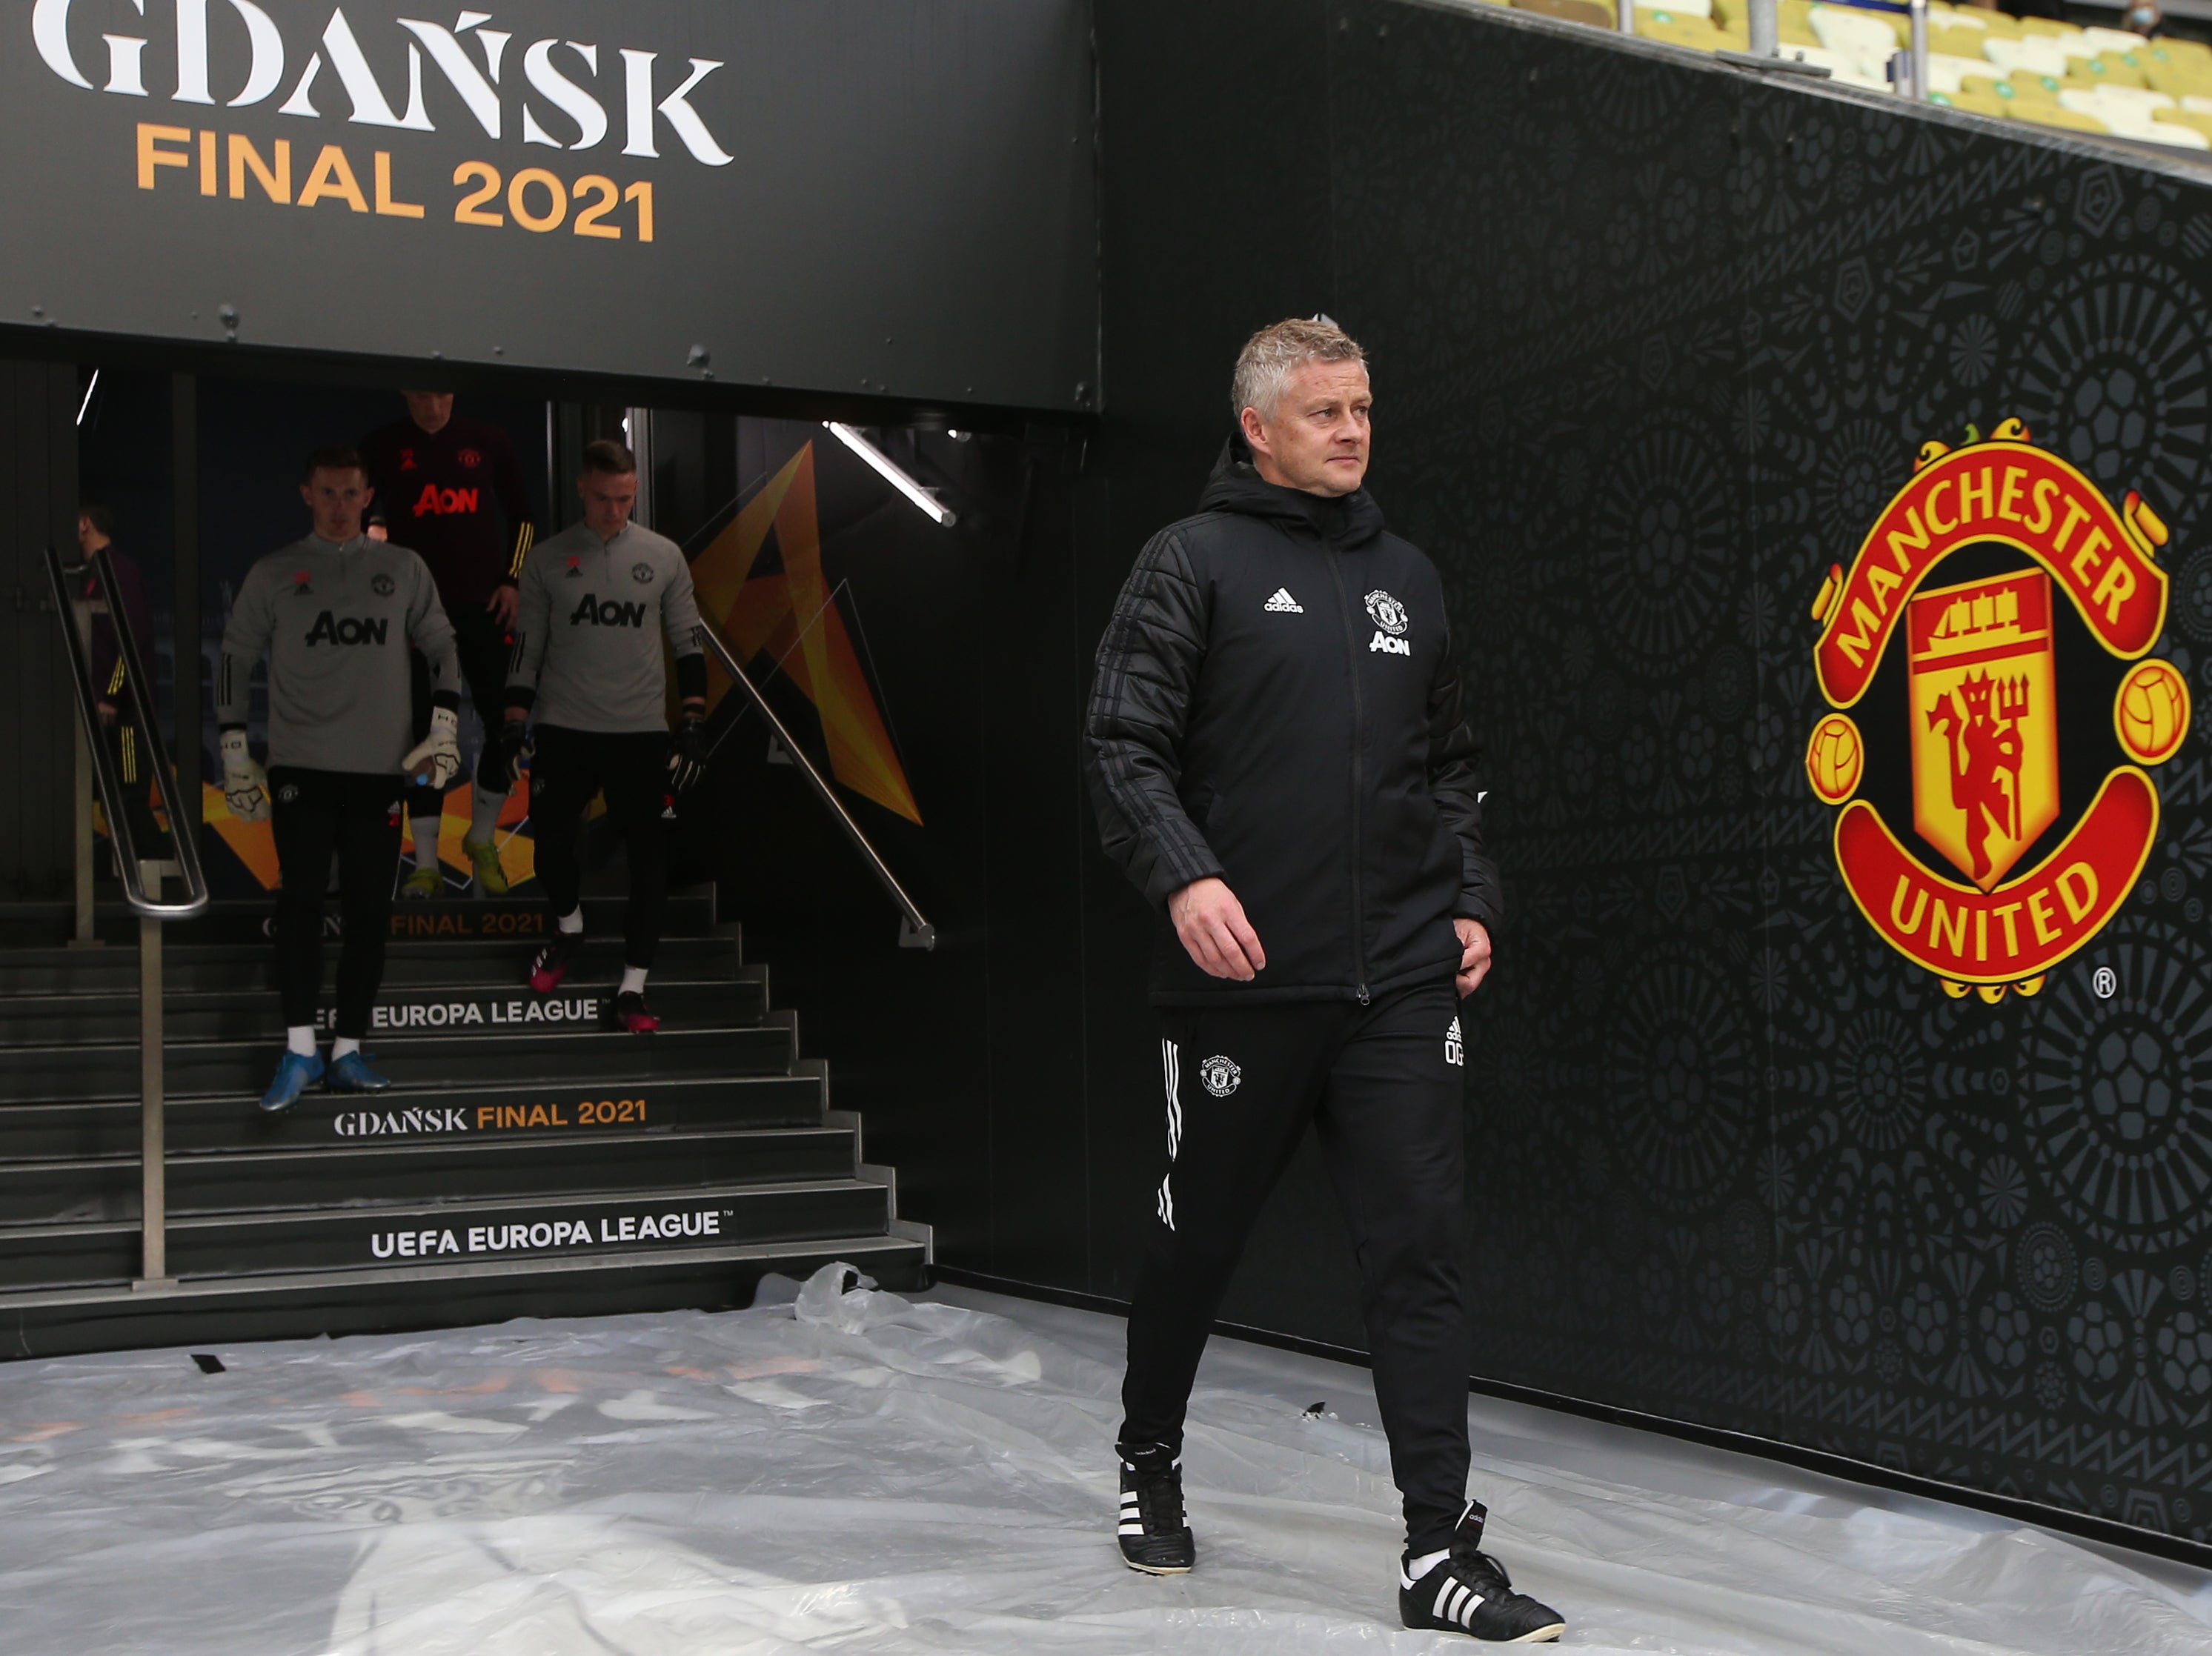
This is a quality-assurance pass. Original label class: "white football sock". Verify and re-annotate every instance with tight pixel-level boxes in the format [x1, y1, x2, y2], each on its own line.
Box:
[1406, 1548, 1449, 1582]
[468, 784, 506, 842]
[411, 815, 443, 871]
[331, 1037, 362, 1060]
[619, 965, 648, 995]
[285, 1025, 316, 1057]
[557, 908, 585, 935]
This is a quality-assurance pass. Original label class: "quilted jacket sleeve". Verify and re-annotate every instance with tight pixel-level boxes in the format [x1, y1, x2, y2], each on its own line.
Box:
[1428, 611, 1504, 930]
[1085, 529, 1226, 907]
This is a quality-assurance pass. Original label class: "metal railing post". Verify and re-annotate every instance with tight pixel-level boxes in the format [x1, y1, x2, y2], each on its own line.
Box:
[1618, 0, 1635, 33]
[1748, 0, 1778, 57]
[72, 718, 99, 947]
[1909, 0, 1929, 101]
[136, 864, 171, 1288]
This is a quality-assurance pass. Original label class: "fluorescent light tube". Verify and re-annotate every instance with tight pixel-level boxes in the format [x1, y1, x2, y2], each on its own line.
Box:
[824, 422, 957, 527]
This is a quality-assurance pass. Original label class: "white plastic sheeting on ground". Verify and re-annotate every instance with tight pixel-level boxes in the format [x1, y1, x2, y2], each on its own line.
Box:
[0, 1267, 2206, 1655]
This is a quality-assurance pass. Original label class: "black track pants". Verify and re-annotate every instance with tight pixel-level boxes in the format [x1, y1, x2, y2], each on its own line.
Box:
[269, 767, 403, 1039]
[407, 602, 514, 819]
[1119, 981, 1473, 1553]
[528, 725, 670, 970]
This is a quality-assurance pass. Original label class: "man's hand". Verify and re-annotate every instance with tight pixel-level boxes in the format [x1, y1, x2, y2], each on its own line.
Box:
[1169, 877, 1266, 981]
[667, 708, 708, 794]
[219, 728, 270, 823]
[485, 585, 519, 628]
[402, 706, 463, 791]
[1454, 917, 1492, 998]
[486, 715, 531, 791]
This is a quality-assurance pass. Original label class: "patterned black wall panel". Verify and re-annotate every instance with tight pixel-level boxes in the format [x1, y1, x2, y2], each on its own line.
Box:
[1323, 1, 2212, 1543]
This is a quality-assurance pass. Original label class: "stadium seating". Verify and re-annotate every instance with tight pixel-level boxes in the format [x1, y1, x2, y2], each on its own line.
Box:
[1558, 0, 2212, 149]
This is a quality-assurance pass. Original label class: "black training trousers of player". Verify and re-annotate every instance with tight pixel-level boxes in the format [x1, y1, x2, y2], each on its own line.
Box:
[407, 602, 513, 822]
[528, 725, 670, 969]
[1119, 980, 1473, 1554]
[270, 768, 404, 1040]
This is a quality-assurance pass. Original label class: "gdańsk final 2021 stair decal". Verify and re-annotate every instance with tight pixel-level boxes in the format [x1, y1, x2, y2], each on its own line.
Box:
[1805, 419, 2191, 1001]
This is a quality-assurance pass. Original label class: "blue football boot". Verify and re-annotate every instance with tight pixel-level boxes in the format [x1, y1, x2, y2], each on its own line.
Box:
[325, 1051, 393, 1093]
[259, 1049, 325, 1114]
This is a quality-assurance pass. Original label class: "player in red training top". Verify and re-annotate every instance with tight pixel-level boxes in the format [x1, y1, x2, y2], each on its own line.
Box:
[361, 392, 537, 897]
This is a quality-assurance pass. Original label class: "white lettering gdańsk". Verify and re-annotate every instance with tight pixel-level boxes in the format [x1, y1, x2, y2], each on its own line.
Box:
[32, 1, 734, 164]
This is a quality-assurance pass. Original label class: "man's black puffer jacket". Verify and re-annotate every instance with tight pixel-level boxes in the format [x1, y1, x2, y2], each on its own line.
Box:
[1086, 444, 1501, 1005]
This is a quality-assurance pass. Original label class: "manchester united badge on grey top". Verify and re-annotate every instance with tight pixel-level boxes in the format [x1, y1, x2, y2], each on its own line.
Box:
[506, 522, 707, 734]
[217, 534, 459, 773]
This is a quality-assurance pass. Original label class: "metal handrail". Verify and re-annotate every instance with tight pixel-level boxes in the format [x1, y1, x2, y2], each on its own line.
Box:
[692, 617, 936, 949]
[44, 545, 209, 917]
[46, 542, 206, 1289]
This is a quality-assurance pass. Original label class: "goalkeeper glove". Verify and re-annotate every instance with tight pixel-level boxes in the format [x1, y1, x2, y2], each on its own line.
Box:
[401, 705, 462, 791]
[219, 728, 270, 823]
[667, 711, 708, 795]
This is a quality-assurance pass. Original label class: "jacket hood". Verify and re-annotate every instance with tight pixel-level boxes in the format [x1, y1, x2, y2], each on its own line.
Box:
[1197, 436, 1386, 551]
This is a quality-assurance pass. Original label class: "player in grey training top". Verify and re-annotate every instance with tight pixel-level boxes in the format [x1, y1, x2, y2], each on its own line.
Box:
[218, 445, 465, 1113]
[505, 510, 705, 731]
[499, 439, 711, 1034]
[219, 513, 460, 771]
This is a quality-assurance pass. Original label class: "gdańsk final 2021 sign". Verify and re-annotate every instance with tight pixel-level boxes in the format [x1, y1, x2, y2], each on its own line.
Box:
[1805, 420, 2191, 1000]
[3, 0, 1096, 406]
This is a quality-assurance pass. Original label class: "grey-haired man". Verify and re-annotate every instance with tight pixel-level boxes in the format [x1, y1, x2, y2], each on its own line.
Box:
[1086, 318, 1563, 1643]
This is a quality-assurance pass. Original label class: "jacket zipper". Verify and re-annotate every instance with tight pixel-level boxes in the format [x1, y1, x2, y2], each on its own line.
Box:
[1322, 548, 1371, 1005]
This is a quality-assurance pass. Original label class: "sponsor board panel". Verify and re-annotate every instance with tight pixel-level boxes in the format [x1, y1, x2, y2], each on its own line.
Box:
[1, 0, 1095, 408]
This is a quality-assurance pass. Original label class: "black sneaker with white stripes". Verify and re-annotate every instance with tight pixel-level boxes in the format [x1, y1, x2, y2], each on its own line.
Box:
[1398, 1499, 1565, 1643]
[1115, 1441, 1195, 1574]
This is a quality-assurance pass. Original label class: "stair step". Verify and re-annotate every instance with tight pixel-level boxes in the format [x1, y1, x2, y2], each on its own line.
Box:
[0, 1125, 854, 1226]
[0, 1073, 824, 1160]
[0, 1234, 929, 1360]
[0, 1177, 892, 1290]
[0, 891, 927, 1357]
[79, 893, 720, 948]
[0, 935, 744, 994]
[0, 1025, 794, 1103]
[0, 977, 765, 1044]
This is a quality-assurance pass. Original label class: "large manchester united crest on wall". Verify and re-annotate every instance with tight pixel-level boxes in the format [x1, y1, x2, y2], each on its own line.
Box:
[1805, 420, 2191, 1002]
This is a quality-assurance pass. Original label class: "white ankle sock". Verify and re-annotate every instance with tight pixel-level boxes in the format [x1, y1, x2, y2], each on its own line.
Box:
[1406, 1548, 1449, 1582]
[411, 816, 443, 871]
[285, 1025, 316, 1057]
[557, 908, 584, 935]
[619, 965, 648, 995]
[468, 784, 507, 842]
[331, 1037, 361, 1060]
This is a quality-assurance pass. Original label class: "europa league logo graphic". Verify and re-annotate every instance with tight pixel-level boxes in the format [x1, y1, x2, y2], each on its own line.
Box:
[1804, 420, 2191, 1001]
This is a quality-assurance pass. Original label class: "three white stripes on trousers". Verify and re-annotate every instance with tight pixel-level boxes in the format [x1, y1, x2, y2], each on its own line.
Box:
[1156, 1039, 1181, 1231]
